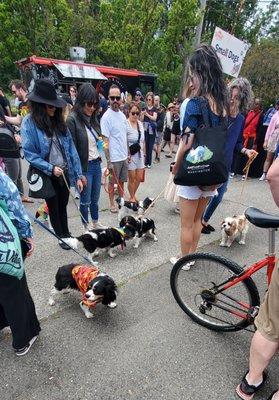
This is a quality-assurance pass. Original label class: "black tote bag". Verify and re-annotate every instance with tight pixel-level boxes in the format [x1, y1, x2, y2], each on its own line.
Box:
[27, 138, 55, 199]
[174, 99, 228, 187]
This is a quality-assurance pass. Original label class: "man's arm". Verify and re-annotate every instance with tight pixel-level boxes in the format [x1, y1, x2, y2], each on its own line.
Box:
[5, 114, 22, 126]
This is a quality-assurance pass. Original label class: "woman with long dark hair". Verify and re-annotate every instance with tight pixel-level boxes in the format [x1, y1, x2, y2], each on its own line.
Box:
[21, 79, 83, 250]
[67, 83, 106, 230]
[171, 44, 228, 266]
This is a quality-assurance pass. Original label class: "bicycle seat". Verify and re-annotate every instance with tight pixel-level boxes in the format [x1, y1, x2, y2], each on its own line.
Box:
[245, 207, 279, 228]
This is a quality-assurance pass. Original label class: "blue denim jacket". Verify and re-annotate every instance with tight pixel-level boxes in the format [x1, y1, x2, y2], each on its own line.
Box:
[21, 114, 83, 186]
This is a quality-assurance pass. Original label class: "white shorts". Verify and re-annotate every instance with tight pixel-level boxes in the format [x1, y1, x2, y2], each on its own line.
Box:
[128, 152, 145, 171]
[177, 185, 217, 200]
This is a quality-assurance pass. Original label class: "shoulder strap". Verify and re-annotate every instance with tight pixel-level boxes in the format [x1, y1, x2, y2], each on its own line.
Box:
[136, 122, 141, 143]
[199, 98, 211, 128]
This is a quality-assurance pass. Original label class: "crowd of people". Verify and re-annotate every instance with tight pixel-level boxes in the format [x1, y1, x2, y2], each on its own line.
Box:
[0, 43, 279, 399]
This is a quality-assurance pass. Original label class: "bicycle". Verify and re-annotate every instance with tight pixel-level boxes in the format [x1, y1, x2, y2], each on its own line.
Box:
[170, 207, 279, 332]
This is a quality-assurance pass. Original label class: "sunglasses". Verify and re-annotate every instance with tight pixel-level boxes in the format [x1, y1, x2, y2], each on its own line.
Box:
[86, 102, 97, 108]
[46, 104, 56, 109]
[147, 98, 153, 101]
[109, 96, 121, 101]
[131, 111, 140, 116]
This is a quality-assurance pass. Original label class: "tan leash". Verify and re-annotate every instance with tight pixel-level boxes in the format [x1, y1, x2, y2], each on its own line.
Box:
[236, 152, 258, 214]
[138, 187, 165, 219]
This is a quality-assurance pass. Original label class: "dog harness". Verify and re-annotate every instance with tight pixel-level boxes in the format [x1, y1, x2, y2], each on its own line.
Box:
[72, 265, 100, 308]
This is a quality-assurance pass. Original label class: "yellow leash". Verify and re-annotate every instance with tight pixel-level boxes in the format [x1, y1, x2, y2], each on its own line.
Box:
[236, 152, 258, 214]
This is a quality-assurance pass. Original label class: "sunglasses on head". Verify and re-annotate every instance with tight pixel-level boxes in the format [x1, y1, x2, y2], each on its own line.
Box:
[131, 111, 140, 116]
[109, 96, 121, 101]
[86, 102, 97, 108]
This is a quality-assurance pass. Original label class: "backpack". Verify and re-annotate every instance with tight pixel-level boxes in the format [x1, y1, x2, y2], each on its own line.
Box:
[0, 199, 24, 279]
[0, 126, 20, 158]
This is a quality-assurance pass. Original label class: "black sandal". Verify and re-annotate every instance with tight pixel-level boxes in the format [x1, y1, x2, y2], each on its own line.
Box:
[206, 223, 215, 232]
[236, 370, 268, 399]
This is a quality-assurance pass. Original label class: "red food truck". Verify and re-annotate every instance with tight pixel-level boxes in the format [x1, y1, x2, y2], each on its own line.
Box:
[16, 53, 157, 97]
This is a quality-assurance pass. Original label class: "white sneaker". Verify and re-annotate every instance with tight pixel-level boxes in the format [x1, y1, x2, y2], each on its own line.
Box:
[170, 256, 180, 265]
[229, 172, 235, 179]
[174, 207, 180, 214]
[92, 221, 107, 230]
[181, 261, 195, 271]
[259, 173, 267, 181]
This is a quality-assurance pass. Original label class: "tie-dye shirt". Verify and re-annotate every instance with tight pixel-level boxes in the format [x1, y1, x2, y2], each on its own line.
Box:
[0, 168, 33, 239]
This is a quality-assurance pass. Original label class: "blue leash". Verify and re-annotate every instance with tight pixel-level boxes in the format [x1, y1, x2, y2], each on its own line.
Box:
[26, 211, 97, 266]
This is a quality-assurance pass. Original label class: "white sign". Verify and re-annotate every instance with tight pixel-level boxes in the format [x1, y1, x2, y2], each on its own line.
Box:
[211, 27, 249, 77]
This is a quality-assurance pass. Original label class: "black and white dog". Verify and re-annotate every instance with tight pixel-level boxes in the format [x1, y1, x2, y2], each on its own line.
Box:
[116, 196, 154, 221]
[48, 263, 117, 319]
[120, 215, 158, 248]
[70, 228, 126, 262]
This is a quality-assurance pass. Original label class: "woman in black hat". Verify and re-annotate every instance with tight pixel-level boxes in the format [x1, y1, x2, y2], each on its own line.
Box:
[21, 79, 84, 250]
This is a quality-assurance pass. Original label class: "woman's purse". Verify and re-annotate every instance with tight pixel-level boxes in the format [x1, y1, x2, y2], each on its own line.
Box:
[174, 99, 228, 187]
[27, 139, 55, 199]
[129, 123, 141, 155]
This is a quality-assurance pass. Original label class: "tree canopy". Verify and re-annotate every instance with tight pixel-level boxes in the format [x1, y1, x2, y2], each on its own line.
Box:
[0, 0, 277, 103]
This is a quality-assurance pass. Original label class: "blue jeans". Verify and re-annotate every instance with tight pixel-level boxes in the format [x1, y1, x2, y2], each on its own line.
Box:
[145, 131, 156, 166]
[80, 159, 102, 225]
[203, 179, 229, 223]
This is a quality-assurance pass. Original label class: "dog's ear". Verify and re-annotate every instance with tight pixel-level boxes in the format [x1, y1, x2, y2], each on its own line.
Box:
[102, 281, 117, 305]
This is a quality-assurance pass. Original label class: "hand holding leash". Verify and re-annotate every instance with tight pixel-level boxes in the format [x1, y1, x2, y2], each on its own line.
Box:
[53, 166, 63, 177]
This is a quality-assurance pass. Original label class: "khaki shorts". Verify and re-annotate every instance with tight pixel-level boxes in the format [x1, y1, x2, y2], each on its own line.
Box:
[112, 160, 128, 183]
[255, 263, 279, 342]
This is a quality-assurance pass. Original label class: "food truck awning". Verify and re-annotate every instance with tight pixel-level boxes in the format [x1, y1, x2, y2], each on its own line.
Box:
[53, 62, 108, 80]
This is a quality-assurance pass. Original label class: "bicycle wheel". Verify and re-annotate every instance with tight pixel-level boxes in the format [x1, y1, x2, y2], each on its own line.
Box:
[170, 252, 260, 332]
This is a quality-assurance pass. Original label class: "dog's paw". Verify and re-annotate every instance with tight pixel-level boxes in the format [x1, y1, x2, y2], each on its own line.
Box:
[239, 240, 246, 245]
[107, 302, 117, 309]
[133, 244, 139, 249]
[48, 298, 55, 306]
[109, 252, 116, 258]
[93, 250, 100, 257]
[85, 312, 94, 319]
[220, 242, 226, 247]
[153, 236, 158, 242]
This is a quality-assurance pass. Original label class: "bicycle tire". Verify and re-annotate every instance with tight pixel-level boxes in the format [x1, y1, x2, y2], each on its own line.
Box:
[170, 252, 260, 332]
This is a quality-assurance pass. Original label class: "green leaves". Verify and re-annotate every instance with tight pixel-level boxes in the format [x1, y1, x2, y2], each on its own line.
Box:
[0, 0, 277, 101]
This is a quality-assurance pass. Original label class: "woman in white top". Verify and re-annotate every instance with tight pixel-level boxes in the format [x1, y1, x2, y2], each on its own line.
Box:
[126, 102, 145, 201]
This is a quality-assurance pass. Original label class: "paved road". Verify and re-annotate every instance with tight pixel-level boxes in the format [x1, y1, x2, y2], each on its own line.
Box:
[1, 155, 278, 399]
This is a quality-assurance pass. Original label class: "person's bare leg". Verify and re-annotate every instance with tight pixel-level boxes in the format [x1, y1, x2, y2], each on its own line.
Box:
[190, 197, 209, 253]
[179, 197, 199, 256]
[108, 176, 115, 209]
[168, 134, 176, 156]
[246, 331, 278, 384]
[262, 151, 274, 175]
[128, 170, 137, 201]
[118, 180, 125, 198]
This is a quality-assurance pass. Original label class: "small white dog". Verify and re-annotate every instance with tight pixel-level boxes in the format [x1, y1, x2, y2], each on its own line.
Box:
[220, 215, 249, 247]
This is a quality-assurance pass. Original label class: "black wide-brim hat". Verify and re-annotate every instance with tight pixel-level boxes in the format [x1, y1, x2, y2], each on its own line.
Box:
[27, 79, 67, 108]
